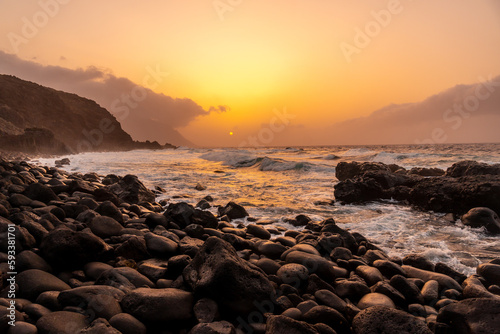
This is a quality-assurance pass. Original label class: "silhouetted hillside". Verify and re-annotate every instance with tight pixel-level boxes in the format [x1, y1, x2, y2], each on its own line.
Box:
[0, 75, 175, 154]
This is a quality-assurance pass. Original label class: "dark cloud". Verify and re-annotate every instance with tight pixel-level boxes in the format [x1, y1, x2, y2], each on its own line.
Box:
[0, 51, 219, 146]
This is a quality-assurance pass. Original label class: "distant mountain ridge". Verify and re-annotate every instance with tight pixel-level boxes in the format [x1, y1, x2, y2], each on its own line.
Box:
[0, 75, 175, 155]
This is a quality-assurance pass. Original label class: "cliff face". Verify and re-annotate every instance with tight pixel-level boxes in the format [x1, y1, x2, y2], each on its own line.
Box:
[0, 75, 169, 154]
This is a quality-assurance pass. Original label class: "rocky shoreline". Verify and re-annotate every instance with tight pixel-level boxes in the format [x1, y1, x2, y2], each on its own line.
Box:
[0, 158, 499, 333]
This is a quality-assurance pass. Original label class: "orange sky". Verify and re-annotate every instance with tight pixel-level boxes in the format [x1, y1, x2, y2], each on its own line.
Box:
[1, 0, 500, 146]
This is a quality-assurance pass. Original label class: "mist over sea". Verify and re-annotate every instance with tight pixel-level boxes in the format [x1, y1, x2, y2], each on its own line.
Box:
[38, 143, 500, 275]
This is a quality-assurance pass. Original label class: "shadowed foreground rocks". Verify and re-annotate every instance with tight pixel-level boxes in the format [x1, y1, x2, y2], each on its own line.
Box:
[0, 158, 500, 333]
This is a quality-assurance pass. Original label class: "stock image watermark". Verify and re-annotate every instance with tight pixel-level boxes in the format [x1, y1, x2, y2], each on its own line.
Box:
[415, 75, 500, 144]
[213, 0, 243, 21]
[7, 0, 72, 54]
[70, 64, 169, 152]
[340, 0, 413, 63]
[6, 224, 17, 327]
[238, 107, 295, 148]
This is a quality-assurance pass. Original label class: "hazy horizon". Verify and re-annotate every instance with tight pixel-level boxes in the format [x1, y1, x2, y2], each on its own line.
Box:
[1, 1, 500, 147]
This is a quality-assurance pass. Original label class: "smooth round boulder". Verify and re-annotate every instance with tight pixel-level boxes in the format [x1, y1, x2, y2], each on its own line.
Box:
[17, 269, 70, 301]
[277, 264, 309, 286]
[477, 263, 500, 286]
[36, 311, 88, 334]
[462, 207, 500, 234]
[357, 292, 396, 310]
[121, 288, 193, 322]
[302, 305, 350, 333]
[353, 306, 432, 334]
[144, 232, 178, 256]
[16, 250, 52, 272]
[109, 313, 146, 334]
[88, 216, 123, 238]
[314, 289, 347, 313]
[7, 321, 37, 334]
[247, 224, 271, 240]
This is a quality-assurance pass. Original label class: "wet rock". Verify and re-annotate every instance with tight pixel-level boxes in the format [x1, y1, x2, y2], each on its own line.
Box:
[372, 259, 406, 278]
[462, 275, 498, 299]
[40, 228, 111, 269]
[336, 161, 391, 182]
[402, 265, 462, 291]
[83, 262, 114, 280]
[462, 207, 500, 234]
[277, 263, 309, 286]
[434, 262, 467, 284]
[17, 269, 70, 300]
[446, 160, 500, 177]
[371, 281, 406, 308]
[352, 306, 432, 334]
[164, 202, 195, 228]
[247, 224, 271, 240]
[58, 286, 125, 319]
[477, 263, 500, 286]
[335, 280, 371, 301]
[218, 202, 248, 220]
[421, 280, 439, 304]
[436, 298, 500, 334]
[36, 311, 89, 334]
[257, 241, 287, 259]
[109, 313, 147, 334]
[115, 236, 150, 261]
[403, 254, 435, 271]
[254, 258, 281, 275]
[183, 237, 274, 314]
[121, 288, 193, 322]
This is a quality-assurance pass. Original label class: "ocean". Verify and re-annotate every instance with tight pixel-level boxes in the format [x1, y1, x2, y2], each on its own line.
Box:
[37, 143, 500, 276]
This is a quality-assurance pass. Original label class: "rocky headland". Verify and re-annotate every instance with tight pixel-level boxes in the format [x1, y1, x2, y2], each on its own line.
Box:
[0, 158, 499, 333]
[0, 75, 175, 156]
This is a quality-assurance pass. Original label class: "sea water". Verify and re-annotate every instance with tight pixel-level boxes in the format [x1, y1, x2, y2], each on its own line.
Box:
[37, 143, 500, 275]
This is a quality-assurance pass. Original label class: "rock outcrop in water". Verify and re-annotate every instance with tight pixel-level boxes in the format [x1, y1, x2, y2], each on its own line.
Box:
[334, 160, 500, 230]
[0, 75, 175, 155]
[1, 158, 500, 333]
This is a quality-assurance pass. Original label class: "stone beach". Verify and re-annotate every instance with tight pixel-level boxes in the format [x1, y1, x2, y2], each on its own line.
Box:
[0, 158, 499, 334]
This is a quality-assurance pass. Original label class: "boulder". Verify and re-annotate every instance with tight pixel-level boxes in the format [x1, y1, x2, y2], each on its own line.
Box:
[95, 267, 154, 289]
[357, 292, 396, 309]
[109, 313, 147, 334]
[36, 311, 88, 334]
[23, 182, 59, 203]
[88, 216, 124, 238]
[352, 306, 432, 334]
[477, 263, 500, 286]
[106, 174, 155, 204]
[16, 269, 70, 301]
[462, 207, 500, 234]
[40, 228, 111, 268]
[402, 265, 462, 291]
[446, 160, 500, 177]
[183, 237, 274, 314]
[121, 288, 193, 322]
[218, 202, 249, 220]
[436, 298, 500, 334]
[95, 201, 124, 223]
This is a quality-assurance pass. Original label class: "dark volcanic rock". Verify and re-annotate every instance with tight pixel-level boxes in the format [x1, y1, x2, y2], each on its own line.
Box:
[40, 228, 111, 268]
[336, 161, 391, 182]
[334, 160, 500, 216]
[183, 237, 274, 314]
[121, 288, 193, 322]
[36, 311, 89, 334]
[352, 306, 432, 334]
[436, 298, 500, 334]
[17, 269, 70, 300]
[106, 175, 155, 204]
[23, 182, 60, 203]
[462, 207, 500, 234]
[218, 201, 249, 220]
[446, 160, 500, 177]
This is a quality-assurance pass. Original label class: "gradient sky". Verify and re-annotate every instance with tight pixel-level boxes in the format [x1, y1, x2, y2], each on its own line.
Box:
[1, 0, 500, 146]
